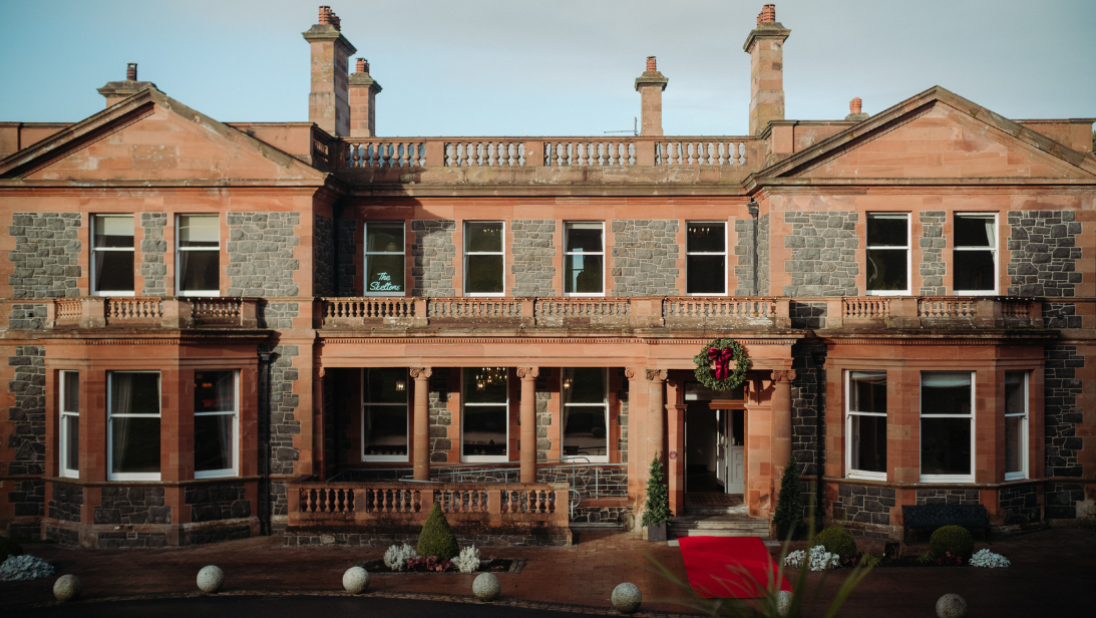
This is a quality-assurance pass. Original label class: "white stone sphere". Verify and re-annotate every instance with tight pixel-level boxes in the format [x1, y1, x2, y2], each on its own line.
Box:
[936, 594, 968, 618]
[472, 572, 501, 602]
[342, 566, 370, 594]
[777, 590, 794, 616]
[611, 582, 642, 614]
[197, 565, 225, 594]
[53, 574, 81, 603]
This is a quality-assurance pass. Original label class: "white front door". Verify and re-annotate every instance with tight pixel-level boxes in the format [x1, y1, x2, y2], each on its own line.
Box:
[715, 410, 727, 485]
[727, 445, 745, 493]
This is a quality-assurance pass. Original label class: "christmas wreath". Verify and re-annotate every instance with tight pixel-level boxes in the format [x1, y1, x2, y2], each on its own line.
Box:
[693, 338, 750, 391]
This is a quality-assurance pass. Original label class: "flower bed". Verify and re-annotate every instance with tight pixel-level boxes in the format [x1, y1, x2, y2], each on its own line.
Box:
[355, 558, 521, 574]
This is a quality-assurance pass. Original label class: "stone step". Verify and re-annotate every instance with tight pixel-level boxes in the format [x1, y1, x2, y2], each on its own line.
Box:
[673, 528, 771, 538]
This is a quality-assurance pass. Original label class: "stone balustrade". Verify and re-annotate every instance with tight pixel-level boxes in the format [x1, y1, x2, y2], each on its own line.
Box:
[47, 297, 259, 329]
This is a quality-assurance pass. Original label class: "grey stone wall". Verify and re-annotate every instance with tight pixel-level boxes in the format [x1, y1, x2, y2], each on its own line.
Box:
[8, 304, 47, 330]
[510, 220, 556, 296]
[915, 489, 980, 506]
[94, 487, 171, 524]
[1045, 482, 1084, 520]
[1007, 210, 1082, 297]
[44, 525, 78, 546]
[832, 484, 895, 527]
[314, 215, 335, 297]
[259, 301, 299, 329]
[1044, 302, 1082, 329]
[610, 220, 679, 296]
[97, 531, 167, 549]
[781, 212, 858, 296]
[918, 211, 946, 295]
[617, 369, 628, 464]
[999, 484, 1040, 524]
[734, 218, 755, 296]
[140, 213, 167, 296]
[271, 480, 289, 519]
[1045, 345, 1084, 478]
[284, 530, 568, 548]
[538, 465, 627, 499]
[571, 506, 632, 525]
[8, 345, 45, 476]
[183, 525, 251, 546]
[337, 220, 358, 296]
[49, 482, 83, 523]
[757, 214, 770, 296]
[8, 479, 44, 519]
[534, 369, 552, 460]
[8, 213, 82, 299]
[790, 343, 825, 477]
[789, 301, 827, 329]
[185, 482, 251, 522]
[226, 212, 301, 297]
[264, 344, 301, 476]
[411, 220, 456, 297]
[429, 372, 452, 463]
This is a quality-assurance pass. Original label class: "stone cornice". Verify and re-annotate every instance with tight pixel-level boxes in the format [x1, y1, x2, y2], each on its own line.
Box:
[742, 23, 791, 52]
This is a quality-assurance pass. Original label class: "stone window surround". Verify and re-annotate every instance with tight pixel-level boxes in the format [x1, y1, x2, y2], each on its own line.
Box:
[462, 220, 506, 297]
[362, 220, 407, 297]
[865, 212, 912, 296]
[360, 367, 410, 463]
[952, 212, 1000, 296]
[107, 370, 163, 482]
[562, 221, 606, 297]
[175, 213, 222, 297]
[685, 220, 729, 296]
[90, 214, 136, 297]
[1004, 370, 1029, 481]
[844, 369, 887, 482]
[560, 367, 610, 463]
[193, 369, 240, 480]
[460, 367, 512, 463]
[59, 370, 80, 479]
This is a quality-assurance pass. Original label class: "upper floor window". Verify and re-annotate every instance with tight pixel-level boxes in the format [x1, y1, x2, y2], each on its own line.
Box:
[562, 368, 609, 461]
[365, 222, 405, 296]
[59, 370, 80, 478]
[464, 222, 504, 296]
[177, 215, 220, 296]
[92, 215, 134, 296]
[953, 213, 997, 295]
[920, 371, 974, 482]
[108, 371, 161, 481]
[866, 213, 909, 295]
[462, 367, 509, 462]
[564, 222, 604, 295]
[687, 222, 727, 295]
[845, 370, 887, 479]
[362, 368, 409, 462]
[194, 370, 238, 479]
[1004, 371, 1028, 480]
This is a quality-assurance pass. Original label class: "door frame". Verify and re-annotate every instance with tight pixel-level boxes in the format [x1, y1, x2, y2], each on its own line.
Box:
[707, 400, 747, 496]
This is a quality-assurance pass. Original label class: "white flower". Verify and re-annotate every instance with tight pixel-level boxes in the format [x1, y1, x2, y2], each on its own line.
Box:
[784, 550, 805, 569]
[784, 546, 838, 572]
[0, 555, 55, 581]
[969, 548, 1010, 568]
[383, 543, 418, 572]
[454, 545, 481, 573]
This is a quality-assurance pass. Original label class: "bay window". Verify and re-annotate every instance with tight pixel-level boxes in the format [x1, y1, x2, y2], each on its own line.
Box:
[561, 368, 608, 461]
[59, 371, 80, 478]
[362, 368, 409, 461]
[92, 215, 135, 295]
[462, 368, 508, 462]
[845, 371, 887, 479]
[920, 372, 974, 482]
[686, 222, 727, 295]
[1004, 371, 1028, 480]
[177, 215, 220, 296]
[564, 222, 604, 295]
[464, 222, 504, 296]
[194, 370, 238, 478]
[953, 213, 997, 294]
[108, 371, 161, 481]
[866, 213, 909, 294]
[365, 222, 406, 295]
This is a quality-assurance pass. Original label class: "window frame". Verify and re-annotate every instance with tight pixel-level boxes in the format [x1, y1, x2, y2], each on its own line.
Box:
[363, 221, 407, 297]
[563, 221, 606, 297]
[107, 370, 162, 482]
[865, 212, 911, 296]
[59, 370, 80, 479]
[463, 221, 506, 297]
[175, 214, 221, 297]
[460, 368, 510, 463]
[91, 214, 136, 297]
[1004, 371, 1029, 481]
[560, 367, 610, 463]
[360, 368, 411, 463]
[919, 371, 976, 484]
[844, 370, 887, 481]
[193, 370, 239, 480]
[952, 212, 999, 296]
[685, 221, 728, 296]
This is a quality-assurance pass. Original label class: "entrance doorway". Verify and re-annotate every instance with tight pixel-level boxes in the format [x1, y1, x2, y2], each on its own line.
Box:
[683, 381, 747, 508]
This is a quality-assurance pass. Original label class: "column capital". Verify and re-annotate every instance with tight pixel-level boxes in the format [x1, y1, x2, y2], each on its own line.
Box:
[625, 367, 638, 379]
[646, 368, 668, 382]
[409, 367, 433, 380]
[772, 369, 797, 384]
[516, 367, 540, 380]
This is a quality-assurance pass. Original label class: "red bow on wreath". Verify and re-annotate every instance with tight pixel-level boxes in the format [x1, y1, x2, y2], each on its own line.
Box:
[707, 346, 734, 380]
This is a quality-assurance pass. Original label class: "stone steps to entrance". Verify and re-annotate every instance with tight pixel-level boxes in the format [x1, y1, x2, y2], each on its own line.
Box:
[669, 513, 770, 539]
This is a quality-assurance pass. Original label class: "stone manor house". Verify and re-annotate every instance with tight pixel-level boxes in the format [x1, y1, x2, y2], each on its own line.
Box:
[1, 5, 1093, 548]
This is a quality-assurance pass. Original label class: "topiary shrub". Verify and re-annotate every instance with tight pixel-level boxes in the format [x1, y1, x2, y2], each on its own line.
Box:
[417, 502, 460, 560]
[640, 456, 672, 527]
[772, 454, 803, 539]
[0, 536, 24, 561]
[811, 526, 858, 558]
[929, 525, 974, 560]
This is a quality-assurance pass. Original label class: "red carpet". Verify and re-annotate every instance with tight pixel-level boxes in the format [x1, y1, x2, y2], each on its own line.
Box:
[678, 536, 792, 599]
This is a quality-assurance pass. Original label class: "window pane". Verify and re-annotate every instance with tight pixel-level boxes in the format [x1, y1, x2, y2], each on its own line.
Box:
[851, 414, 887, 473]
[95, 251, 134, 293]
[63, 372, 79, 413]
[867, 215, 907, 247]
[564, 254, 604, 294]
[920, 417, 971, 476]
[1005, 415, 1024, 474]
[466, 222, 503, 252]
[466, 254, 503, 293]
[94, 216, 134, 248]
[563, 368, 606, 404]
[195, 414, 233, 472]
[366, 254, 405, 293]
[180, 250, 219, 292]
[563, 406, 607, 457]
[687, 255, 726, 294]
[921, 373, 971, 415]
[111, 416, 161, 474]
[867, 249, 907, 291]
[110, 373, 160, 416]
[955, 216, 994, 247]
[849, 371, 886, 413]
[464, 368, 507, 404]
[687, 223, 725, 253]
[1004, 372, 1025, 415]
[195, 371, 234, 413]
[366, 223, 404, 253]
[565, 223, 603, 253]
[365, 368, 408, 404]
[64, 415, 79, 472]
[953, 250, 995, 291]
[179, 215, 219, 248]
[364, 405, 408, 457]
[463, 405, 507, 457]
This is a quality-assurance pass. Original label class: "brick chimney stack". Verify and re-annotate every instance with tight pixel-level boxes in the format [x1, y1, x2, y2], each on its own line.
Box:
[845, 97, 869, 122]
[743, 4, 791, 135]
[303, 5, 357, 136]
[634, 56, 669, 137]
[96, 63, 156, 108]
[349, 57, 383, 137]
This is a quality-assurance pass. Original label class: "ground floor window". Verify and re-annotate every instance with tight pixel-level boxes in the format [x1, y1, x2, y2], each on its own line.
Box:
[561, 367, 608, 461]
[1004, 371, 1028, 480]
[59, 371, 80, 478]
[194, 370, 238, 478]
[920, 372, 974, 482]
[846, 370, 887, 479]
[362, 368, 409, 461]
[108, 371, 161, 481]
[462, 368, 508, 462]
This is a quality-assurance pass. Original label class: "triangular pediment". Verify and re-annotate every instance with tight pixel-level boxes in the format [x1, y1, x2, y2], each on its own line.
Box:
[0, 88, 327, 185]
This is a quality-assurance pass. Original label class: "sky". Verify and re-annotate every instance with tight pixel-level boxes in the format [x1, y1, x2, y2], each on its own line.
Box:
[0, 0, 1093, 137]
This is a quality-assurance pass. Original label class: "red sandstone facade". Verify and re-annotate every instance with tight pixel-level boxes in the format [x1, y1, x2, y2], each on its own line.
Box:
[1, 5, 1093, 547]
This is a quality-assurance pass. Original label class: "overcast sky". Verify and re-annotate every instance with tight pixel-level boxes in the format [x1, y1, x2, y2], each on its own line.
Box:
[1, 0, 1093, 136]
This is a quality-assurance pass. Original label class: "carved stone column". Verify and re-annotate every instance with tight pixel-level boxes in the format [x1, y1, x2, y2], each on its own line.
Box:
[410, 367, 432, 481]
[517, 367, 540, 483]
[771, 369, 797, 495]
[646, 369, 668, 465]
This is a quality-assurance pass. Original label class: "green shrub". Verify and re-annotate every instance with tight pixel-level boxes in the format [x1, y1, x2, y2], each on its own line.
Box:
[416, 502, 460, 560]
[640, 456, 672, 527]
[916, 552, 936, 564]
[772, 454, 803, 538]
[811, 526, 858, 557]
[859, 553, 881, 567]
[929, 525, 974, 559]
[0, 536, 24, 561]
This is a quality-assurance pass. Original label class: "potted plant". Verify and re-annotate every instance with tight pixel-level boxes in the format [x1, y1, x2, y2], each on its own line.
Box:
[641, 455, 672, 542]
[772, 454, 803, 541]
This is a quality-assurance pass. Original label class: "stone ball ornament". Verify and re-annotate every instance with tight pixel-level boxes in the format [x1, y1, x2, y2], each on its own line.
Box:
[53, 574, 82, 603]
[197, 565, 225, 594]
[777, 590, 794, 616]
[935, 593, 968, 618]
[342, 566, 370, 594]
[472, 572, 501, 602]
[611, 582, 642, 614]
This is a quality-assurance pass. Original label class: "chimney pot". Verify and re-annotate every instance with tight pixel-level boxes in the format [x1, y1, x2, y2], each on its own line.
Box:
[646, 56, 657, 72]
[356, 58, 369, 74]
[850, 97, 862, 114]
[758, 4, 776, 24]
[318, 5, 331, 24]
[126, 63, 137, 81]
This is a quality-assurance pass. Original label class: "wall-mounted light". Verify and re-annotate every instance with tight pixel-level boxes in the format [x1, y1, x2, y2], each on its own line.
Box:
[395, 380, 406, 392]
[747, 198, 759, 216]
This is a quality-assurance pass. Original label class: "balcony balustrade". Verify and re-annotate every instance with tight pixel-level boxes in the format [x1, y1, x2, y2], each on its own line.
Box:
[47, 297, 259, 329]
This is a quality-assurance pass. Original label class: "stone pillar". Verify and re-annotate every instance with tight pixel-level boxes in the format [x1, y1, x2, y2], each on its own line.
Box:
[646, 369, 668, 465]
[771, 369, 797, 495]
[743, 5, 791, 135]
[634, 56, 669, 137]
[302, 6, 357, 137]
[349, 58, 382, 138]
[411, 367, 432, 481]
[666, 389, 686, 517]
[517, 367, 540, 483]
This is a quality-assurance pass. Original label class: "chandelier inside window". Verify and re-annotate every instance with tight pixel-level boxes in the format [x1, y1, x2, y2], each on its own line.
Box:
[475, 367, 506, 391]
